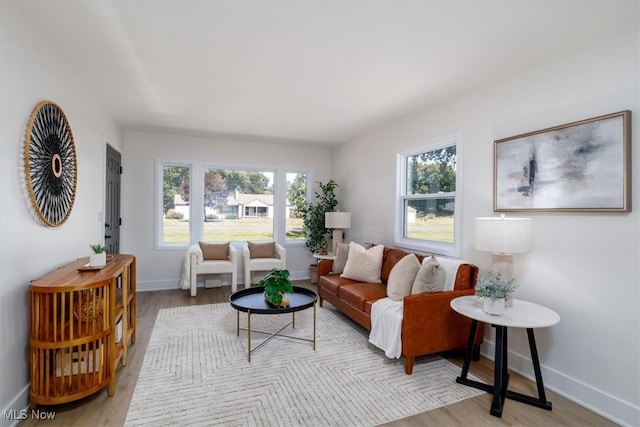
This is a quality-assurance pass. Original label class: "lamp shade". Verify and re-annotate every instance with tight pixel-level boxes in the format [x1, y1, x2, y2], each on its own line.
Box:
[474, 216, 533, 254]
[325, 212, 351, 229]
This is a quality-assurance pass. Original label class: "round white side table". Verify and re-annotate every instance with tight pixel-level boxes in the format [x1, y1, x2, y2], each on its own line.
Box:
[450, 296, 560, 417]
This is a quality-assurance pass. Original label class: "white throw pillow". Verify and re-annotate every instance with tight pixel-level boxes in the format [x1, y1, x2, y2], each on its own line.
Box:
[331, 242, 350, 274]
[411, 255, 446, 294]
[340, 243, 384, 283]
[387, 254, 421, 301]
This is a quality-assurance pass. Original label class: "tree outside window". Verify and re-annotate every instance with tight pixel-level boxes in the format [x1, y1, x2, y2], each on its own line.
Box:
[397, 140, 459, 256]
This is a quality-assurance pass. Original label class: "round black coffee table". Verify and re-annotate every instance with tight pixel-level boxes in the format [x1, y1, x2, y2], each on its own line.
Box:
[229, 286, 317, 361]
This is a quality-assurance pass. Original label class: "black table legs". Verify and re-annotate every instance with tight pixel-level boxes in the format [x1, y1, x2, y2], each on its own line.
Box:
[456, 320, 553, 417]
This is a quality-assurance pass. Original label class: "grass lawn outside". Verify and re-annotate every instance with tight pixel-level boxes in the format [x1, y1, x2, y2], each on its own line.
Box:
[163, 216, 452, 244]
[162, 217, 305, 243]
[406, 215, 454, 243]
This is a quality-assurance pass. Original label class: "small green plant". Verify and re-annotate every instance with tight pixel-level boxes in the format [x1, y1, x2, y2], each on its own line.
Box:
[164, 209, 184, 220]
[259, 269, 294, 306]
[89, 244, 107, 254]
[475, 271, 517, 300]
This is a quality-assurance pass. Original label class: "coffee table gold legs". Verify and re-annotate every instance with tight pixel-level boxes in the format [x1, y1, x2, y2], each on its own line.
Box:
[238, 302, 317, 362]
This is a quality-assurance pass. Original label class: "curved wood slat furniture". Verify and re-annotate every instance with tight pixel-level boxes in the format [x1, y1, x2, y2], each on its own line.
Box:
[29, 254, 136, 408]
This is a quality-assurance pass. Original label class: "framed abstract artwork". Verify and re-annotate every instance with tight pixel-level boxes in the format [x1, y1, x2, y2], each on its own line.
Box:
[494, 110, 631, 212]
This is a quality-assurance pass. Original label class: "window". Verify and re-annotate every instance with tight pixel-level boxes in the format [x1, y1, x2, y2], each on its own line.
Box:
[286, 172, 307, 241]
[160, 164, 191, 245]
[396, 136, 460, 256]
[201, 168, 274, 241]
[157, 161, 309, 247]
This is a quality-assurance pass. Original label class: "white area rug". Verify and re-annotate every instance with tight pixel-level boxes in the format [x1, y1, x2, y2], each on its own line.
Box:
[125, 303, 482, 426]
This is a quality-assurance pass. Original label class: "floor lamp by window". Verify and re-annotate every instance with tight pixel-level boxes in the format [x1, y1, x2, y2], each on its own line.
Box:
[325, 212, 351, 255]
[474, 214, 533, 281]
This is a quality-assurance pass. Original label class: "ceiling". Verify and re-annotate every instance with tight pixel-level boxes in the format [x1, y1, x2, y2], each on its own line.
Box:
[13, 1, 636, 146]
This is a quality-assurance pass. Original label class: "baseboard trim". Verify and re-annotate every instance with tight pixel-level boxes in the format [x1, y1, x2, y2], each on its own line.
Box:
[481, 340, 639, 427]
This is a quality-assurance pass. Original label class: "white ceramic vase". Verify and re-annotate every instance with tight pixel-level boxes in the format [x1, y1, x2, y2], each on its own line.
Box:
[89, 252, 106, 267]
[483, 297, 505, 316]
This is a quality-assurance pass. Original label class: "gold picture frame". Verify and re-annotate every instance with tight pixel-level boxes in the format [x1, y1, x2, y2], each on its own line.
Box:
[494, 110, 631, 212]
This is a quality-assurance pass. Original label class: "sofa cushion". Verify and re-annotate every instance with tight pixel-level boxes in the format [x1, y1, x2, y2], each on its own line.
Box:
[387, 254, 421, 301]
[199, 241, 229, 260]
[341, 243, 384, 283]
[248, 241, 275, 258]
[339, 282, 387, 311]
[331, 242, 350, 274]
[412, 255, 446, 294]
[318, 274, 360, 295]
[380, 247, 408, 283]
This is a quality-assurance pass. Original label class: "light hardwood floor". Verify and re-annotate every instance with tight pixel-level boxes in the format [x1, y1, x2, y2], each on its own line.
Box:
[20, 282, 618, 427]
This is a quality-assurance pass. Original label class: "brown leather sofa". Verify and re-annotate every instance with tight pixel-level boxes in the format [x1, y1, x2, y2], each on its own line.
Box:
[317, 246, 484, 374]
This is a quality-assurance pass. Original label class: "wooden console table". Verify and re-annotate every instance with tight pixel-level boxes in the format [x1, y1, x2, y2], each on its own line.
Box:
[29, 254, 136, 408]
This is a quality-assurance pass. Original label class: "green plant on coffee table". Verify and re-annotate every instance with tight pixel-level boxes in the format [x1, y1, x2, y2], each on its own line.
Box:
[259, 269, 294, 307]
[90, 244, 107, 254]
[475, 270, 517, 300]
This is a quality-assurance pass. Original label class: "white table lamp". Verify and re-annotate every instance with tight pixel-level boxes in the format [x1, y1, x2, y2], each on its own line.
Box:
[474, 214, 533, 280]
[325, 211, 351, 254]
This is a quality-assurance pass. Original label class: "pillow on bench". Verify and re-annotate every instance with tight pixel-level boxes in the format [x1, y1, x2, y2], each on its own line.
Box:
[199, 241, 230, 260]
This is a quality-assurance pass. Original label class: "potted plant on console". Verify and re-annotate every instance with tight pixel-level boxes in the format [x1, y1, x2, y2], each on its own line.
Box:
[89, 244, 107, 267]
[259, 268, 294, 307]
[475, 271, 517, 316]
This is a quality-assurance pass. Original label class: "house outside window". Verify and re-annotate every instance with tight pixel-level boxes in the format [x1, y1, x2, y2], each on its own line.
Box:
[395, 135, 461, 257]
[202, 168, 274, 241]
[158, 163, 309, 246]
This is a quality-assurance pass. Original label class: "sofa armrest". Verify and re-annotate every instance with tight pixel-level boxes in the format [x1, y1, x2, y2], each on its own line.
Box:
[275, 243, 286, 266]
[402, 289, 480, 356]
[403, 289, 476, 328]
[317, 259, 334, 277]
[228, 244, 238, 263]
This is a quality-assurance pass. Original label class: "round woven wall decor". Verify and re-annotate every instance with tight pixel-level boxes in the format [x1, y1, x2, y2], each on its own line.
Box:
[24, 101, 78, 227]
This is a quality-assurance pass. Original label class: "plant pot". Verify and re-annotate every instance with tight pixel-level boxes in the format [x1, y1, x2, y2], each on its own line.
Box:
[89, 252, 106, 267]
[309, 265, 318, 284]
[483, 297, 505, 316]
[264, 291, 291, 308]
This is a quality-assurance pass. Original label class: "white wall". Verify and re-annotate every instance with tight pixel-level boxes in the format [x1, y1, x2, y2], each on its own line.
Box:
[334, 23, 639, 426]
[0, 3, 122, 424]
[121, 130, 332, 290]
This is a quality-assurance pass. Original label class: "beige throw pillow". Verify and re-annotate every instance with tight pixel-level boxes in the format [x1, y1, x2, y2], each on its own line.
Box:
[340, 242, 384, 283]
[248, 241, 275, 258]
[387, 254, 421, 301]
[199, 241, 230, 260]
[331, 243, 350, 274]
[411, 255, 446, 294]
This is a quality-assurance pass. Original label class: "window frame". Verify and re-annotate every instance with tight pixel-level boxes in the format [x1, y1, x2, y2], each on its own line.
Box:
[155, 160, 193, 250]
[155, 159, 311, 249]
[394, 133, 462, 257]
[284, 170, 310, 245]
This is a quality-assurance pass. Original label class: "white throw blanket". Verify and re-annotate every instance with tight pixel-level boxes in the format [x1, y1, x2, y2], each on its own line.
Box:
[369, 258, 465, 359]
[180, 245, 203, 290]
[369, 298, 404, 358]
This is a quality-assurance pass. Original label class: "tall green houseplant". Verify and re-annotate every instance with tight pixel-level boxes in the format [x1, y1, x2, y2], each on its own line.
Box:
[302, 180, 338, 254]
